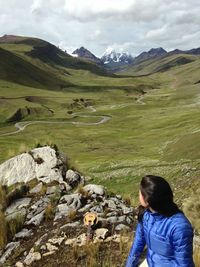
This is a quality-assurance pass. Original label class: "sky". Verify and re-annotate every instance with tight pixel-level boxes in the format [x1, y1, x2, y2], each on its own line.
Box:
[0, 0, 200, 57]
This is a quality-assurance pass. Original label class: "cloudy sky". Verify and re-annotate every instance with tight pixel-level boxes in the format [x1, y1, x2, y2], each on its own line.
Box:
[0, 0, 200, 57]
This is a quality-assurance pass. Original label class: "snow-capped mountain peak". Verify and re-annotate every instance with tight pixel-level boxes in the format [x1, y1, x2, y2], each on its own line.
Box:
[101, 50, 134, 65]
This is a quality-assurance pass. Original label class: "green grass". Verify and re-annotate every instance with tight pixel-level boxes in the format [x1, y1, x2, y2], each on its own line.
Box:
[0, 37, 200, 213]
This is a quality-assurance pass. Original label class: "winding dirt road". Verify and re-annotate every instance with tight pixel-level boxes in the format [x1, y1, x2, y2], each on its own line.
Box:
[0, 106, 111, 137]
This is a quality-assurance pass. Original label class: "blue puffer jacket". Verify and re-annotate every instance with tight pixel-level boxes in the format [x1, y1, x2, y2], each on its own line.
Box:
[126, 209, 194, 267]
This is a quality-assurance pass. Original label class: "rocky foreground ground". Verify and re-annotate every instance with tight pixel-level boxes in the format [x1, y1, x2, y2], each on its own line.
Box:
[0, 146, 138, 266]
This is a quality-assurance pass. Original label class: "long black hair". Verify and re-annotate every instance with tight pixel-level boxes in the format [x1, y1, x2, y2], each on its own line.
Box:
[138, 175, 182, 222]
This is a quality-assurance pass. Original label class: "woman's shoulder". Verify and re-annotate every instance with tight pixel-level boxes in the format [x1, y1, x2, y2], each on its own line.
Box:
[168, 212, 193, 234]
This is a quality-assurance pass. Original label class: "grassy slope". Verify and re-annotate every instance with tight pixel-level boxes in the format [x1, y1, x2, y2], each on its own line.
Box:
[118, 53, 198, 76]
[0, 38, 200, 206]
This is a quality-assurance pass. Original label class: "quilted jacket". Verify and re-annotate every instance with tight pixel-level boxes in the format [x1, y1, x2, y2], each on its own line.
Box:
[126, 209, 194, 267]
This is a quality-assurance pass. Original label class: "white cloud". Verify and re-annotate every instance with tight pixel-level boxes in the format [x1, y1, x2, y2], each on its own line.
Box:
[0, 0, 200, 56]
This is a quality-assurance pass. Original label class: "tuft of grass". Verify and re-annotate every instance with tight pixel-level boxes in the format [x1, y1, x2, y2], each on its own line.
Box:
[0, 210, 7, 249]
[7, 213, 25, 237]
[183, 190, 200, 233]
[44, 202, 55, 221]
[0, 184, 7, 210]
[68, 209, 77, 222]
[194, 246, 200, 267]
[77, 185, 91, 198]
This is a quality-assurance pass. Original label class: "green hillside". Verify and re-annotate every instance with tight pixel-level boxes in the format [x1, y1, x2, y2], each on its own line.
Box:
[0, 35, 200, 210]
[118, 53, 199, 76]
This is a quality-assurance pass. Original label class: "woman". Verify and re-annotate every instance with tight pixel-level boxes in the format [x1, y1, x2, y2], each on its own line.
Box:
[126, 175, 194, 267]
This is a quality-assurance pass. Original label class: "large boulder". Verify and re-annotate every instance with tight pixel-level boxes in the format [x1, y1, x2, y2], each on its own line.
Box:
[0, 146, 66, 186]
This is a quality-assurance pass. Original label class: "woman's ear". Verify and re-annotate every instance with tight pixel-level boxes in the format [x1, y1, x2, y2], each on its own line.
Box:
[139, 190, 149, 208]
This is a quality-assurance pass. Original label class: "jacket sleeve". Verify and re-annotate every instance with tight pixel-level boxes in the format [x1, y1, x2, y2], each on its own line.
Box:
[126, 222, 146, 267]
[172, 222, 195, 267]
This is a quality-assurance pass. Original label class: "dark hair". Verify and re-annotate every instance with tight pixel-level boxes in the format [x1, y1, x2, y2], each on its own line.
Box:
[138, 175, 182, 222]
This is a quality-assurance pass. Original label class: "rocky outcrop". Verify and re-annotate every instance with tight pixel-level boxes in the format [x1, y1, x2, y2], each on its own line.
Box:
[0, 146, 66, 186]
[0, 146, 136, 266]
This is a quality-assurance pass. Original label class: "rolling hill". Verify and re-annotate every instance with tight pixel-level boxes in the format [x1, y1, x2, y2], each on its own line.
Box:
[0, 35, 115, 91]
[117, 53, 199, 76]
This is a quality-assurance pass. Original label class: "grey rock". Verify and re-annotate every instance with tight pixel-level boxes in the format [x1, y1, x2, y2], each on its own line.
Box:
[15, 262, 24, 267]
[29, 182, 43, 194]
[25, 211, 45, 226]
[54, 204, 71, 221]
[5, 198, 31, 216]
[59, 193, 82, 210]
[115, 224, 130, 231]
[83, 184, 105, 196]
[26, 197, 50, 219]
[0, 242, 20, 265]
[79, 203, 93, 213]
[0, 146, 65, 186]
[34, 234, 48, 247]
[106, 211, 118, 217]
[46, 242, 58, 252]
[90, 205, 103, 213]
[46, 185, 60, 195]
[94, 228, 109, 241]
[126, 216, 133, 225]
[6, 208, 27, 222]
[65, 169, 81, 187]
[60, 221, 80, 230]
[106, 216, 118, 224]
[48, 237, 65, 246]
[24, 248, 41, 265]
[14, 228, 33, 240]
[122, 206, 134, 215]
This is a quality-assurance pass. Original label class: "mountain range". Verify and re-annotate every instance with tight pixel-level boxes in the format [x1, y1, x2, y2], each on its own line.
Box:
[71, 45, 200, 71]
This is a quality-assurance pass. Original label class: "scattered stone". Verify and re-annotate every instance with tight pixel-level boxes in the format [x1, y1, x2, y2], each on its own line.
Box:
[65, 169, 81, 187]
[48, 237, 65, 246]
[59, 193, 82, 210]
[60, 221, 80, 230]
[25, 211, 45, 226]
[43, 251, 56, 257]
[76, 233, 87, 246]
[46, 243, 58, 252]
[79, 203, 93, 213]
[65, 238, 76, 246]
[24, 248, 41, 266]
[34, 233, 48, 247]
[54, 204, 71, 221]
[83, 184, 105, 196]
[94, 228, 109, 242]
[115, 224, 130, 231]
[15, 261, 24, 267]
[14, 228, 33, 240]
[46, 185, 60, 195]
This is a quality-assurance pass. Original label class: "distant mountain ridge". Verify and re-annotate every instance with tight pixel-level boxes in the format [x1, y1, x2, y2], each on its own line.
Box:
[72, 45, 200, 71]
[72, 47, 102, 65]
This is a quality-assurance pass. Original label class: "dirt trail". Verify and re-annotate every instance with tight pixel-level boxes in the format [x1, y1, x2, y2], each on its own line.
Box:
[0, 106, 111, 137]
